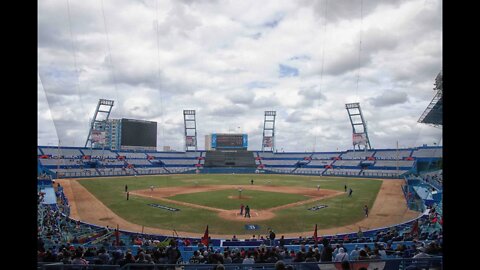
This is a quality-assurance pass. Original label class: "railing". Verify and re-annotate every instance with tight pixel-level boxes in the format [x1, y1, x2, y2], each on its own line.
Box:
[38, 257, 443, 270]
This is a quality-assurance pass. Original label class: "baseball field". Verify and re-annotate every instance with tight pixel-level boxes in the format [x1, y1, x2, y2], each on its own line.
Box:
[57, 174, 419, 238]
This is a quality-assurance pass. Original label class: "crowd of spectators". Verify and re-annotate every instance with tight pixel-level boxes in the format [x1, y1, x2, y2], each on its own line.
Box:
[38, 235, 442, 267]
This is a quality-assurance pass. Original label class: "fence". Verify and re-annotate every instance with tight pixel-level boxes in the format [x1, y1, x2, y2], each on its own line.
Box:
[38, 257, 443, 270]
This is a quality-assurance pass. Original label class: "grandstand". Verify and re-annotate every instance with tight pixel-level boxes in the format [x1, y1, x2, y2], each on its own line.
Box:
[38, 145, 441, 179]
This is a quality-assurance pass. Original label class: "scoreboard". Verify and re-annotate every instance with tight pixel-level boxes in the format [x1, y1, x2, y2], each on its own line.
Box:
[120, 118, 157, 149]
[211, 134, 248, 149]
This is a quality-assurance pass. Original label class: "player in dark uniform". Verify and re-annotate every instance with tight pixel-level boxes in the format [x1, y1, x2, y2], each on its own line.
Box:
[244, 205, 251, 218]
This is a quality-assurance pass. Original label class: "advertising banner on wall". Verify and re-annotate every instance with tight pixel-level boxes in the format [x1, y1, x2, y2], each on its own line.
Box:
[263, 136, 273, 147]
[186, 136, 196, 146]
[91, 130, 106, 144]
[352, 133, 367, 146]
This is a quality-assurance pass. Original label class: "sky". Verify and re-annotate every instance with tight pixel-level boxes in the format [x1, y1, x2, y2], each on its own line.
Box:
[38, 0, 442, 152]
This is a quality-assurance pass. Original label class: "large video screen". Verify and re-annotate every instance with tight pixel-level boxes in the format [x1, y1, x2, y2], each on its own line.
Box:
[212, 134, 248, 149]
[121, 118, 157, 147]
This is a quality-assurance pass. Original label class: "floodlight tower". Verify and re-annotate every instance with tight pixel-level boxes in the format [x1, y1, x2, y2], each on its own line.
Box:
[183, 110, 198, 152]
[262, 111, 276, 152]
[418, 71, 443, 127]
[345, 103, 372, 151]
[85, 99, 114, 148]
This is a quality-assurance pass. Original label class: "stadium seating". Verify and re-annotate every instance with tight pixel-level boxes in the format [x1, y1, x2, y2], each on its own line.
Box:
[39, 147, 84, 157]
[374, 149, 413, 160]
[37, 145, 434, 179]
[117, 152, 148, 159]
[411, 147, 442, 158]
[340, 150, 376, 159]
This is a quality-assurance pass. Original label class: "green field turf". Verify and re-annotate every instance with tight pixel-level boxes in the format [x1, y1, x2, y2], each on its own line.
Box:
[169, 189, 309, 210]
[78, 174, 382, 235]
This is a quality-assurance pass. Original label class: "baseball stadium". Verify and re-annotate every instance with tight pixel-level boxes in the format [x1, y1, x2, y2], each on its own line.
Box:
[37, 72, 443, 269]
[38, 1, 443, 269]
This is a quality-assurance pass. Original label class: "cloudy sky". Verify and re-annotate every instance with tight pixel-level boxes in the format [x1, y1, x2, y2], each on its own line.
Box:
[38, 0, 442, 152]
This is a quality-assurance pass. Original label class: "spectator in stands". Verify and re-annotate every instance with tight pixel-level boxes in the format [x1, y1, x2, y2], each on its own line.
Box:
[223, 251, 232, 264]
[275, 260, 286, 270]
[144, 254, 154, 265]
[357, 228, 364, 239]
[231, 250, 243, 263]
[292, 250, 304, 262]
[136, 252, 147, 264]
[403, 245, 417, 258]
[413, 247, 430, 259]
[365, 244, 374, 255]
[305, 252, 317, 262]
[215, 264, 225, 270]
[60, 249, 72, 264]
[279, 235, 285, 247]
[97, 247, 110, 264]
[84, 247, 96, 257]
[119, 251, 136, 267]
[320, 238, 333, 262]
[369, 249, 381, 260]
[188, 250, 202, 264]
[426, 240, 441, 255]
[334, 248, 349, 262]
[357, 250, 369, 260]
[349, 245, 360, 260]
[269, 230, 276, 246]
[71, 250, 89, 265]
[109, 250, 124, 265]
[243, 253, 255, 264]
[166, 242, 181, 264]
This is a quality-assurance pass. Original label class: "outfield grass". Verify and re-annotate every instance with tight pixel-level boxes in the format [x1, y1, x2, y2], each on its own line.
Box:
[78, 174, 382, 235]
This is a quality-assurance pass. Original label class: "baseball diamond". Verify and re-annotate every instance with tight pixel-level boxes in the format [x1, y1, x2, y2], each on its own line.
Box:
[57, 174, 418, 238]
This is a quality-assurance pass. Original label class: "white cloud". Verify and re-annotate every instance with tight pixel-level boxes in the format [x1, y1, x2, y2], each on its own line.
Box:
[38, 0, 442, 151]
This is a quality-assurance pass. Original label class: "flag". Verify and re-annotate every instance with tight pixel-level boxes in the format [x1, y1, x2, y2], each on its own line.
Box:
[411, 220, 419, 236]
[313, 224, 318, 244]
[201, 225, 209, 247]
[115, 225, 120, 246]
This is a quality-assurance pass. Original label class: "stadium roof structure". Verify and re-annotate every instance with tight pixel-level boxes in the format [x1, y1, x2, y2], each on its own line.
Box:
[418, 71, 442, 127]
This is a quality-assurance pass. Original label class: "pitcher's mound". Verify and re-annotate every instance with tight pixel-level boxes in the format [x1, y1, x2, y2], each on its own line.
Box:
[218, 210, 276, 221]
[227, 195, 252, 200]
